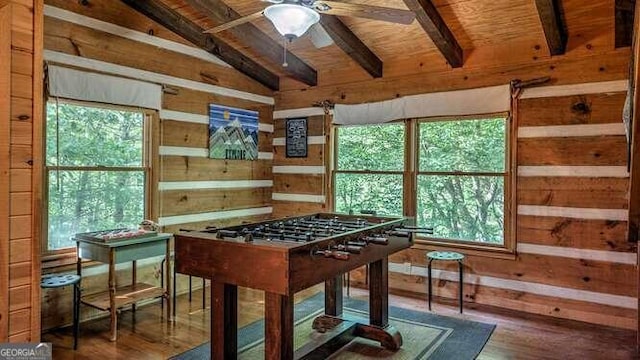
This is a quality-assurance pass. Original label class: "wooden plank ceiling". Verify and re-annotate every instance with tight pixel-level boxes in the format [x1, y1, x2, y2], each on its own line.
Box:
[127, 0, 632, 91]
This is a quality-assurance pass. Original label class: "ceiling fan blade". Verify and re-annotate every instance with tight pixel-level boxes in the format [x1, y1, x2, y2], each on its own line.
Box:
[308, 23, 334, 48]
[315, 1, 415, 25]
[203, 11, 264, 33]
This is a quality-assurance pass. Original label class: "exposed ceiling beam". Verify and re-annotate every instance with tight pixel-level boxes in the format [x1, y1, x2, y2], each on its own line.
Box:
[615, 0, 636, 48]
[120, 0, 279, 90]
[402, 0, 463, 68]
[319, 16, 382, 78]
[534, 0, 567, 56]
[183, 0, 317, 87]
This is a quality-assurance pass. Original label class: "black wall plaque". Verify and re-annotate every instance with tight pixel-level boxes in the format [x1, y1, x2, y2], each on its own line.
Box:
[286, 117, 308, 158]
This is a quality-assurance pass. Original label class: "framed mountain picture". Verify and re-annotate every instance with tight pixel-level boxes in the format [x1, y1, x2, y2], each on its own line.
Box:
[208, 104, 259, 160]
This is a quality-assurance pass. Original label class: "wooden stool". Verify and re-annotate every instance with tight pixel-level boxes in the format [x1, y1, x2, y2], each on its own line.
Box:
[426, 251, 464, 313]
[41, 274, 81, 349]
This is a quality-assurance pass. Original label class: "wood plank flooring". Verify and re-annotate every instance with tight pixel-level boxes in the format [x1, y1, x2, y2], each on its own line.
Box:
[42, 285, 636, 359]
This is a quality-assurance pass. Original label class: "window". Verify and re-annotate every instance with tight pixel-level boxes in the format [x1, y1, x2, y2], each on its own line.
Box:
[45, 100, 149, 251]
[333, 123, 405, 216]
[332, 115, 510, 249]
[417, 117, 507, 245]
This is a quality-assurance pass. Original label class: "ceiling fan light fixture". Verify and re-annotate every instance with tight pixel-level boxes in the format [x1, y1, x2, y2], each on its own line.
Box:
[264, 3, 320, 38]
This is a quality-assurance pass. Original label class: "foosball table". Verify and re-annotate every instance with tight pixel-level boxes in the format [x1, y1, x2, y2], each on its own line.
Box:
[174, 213, 422, 360]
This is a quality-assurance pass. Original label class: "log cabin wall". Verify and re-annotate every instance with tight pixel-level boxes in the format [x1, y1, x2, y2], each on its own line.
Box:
[271, 114, 329, 218]
[274, 11, 637, 330]
[380, 88, 636, 329]
[0, 0, 43, 342]
[40, 0, 274, 330]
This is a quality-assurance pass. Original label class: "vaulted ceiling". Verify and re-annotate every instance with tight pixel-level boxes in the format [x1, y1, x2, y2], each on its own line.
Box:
[121, 0, 635, 92]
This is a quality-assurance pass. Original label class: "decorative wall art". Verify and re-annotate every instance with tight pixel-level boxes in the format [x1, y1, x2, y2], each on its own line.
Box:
[209, 104, 259, 160]
[285, 117, 308, 158]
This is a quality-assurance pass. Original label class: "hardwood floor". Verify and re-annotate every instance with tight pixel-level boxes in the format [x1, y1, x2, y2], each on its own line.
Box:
[42, 285, 636, 359]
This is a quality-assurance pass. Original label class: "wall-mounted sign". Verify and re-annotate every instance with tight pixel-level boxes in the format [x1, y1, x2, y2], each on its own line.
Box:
[286, 117, 308, 158]
[208, 104, 259, 160]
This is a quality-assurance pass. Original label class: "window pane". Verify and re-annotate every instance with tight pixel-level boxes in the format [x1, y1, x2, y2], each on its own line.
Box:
[417, 175, 504, 244]
[47, 170, 145, 250]
[419, 118, 505, 172]
[334, 173, 403, 216]
[46, 102, 143, 167]
[337, 124, 404, 171]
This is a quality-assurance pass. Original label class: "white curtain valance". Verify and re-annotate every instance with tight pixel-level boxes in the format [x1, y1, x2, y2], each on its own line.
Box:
[333, 84, 511, 125]
[48, 65, 162, 110]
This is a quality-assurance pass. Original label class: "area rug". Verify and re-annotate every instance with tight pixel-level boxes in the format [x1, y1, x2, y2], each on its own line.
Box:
[171, 292, 495, 360]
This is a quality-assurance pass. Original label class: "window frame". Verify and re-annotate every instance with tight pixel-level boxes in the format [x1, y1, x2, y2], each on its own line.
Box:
[41, 99, 157, 260]
[331, 121, 407, 217]
[331, 113, 515, 255]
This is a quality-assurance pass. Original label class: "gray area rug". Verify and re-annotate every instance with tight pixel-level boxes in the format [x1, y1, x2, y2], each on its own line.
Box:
[171, 292, 495, 359]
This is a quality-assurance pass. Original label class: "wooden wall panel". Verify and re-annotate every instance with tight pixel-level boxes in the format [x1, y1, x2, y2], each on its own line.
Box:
[10, 97, 31, 122]
[9, 238, 31, 264]
[43, 16, 270, 97]
[9, 192, 31, 215]
[271, 115, 328, 217]
[518, 93, 626, 126]
[518, 136, 627, 166]
[367, 271, 636, 329]
[163, 87, 272, 116]
[391, 250, 636, 297]
[9, 286, 30, 312]
[1, 1, 11, 343]
[273, 174, 324, 195]
[8, 309, 30, 335]
[273, 145, 324, 166]
[5, 0, 40, 341]
[517, 177, 629, 209]
[517, 216, 633, 252]
[160, 188, 271, 217]
[273, 116, 325, 137]
[9, 169, 30, 192]
[160, 157, 272, 182]
[10, 121, 31, 145]
[8, 263, 31, 288]
[271, 201, 327, 219]
[161, 121, 208, 148]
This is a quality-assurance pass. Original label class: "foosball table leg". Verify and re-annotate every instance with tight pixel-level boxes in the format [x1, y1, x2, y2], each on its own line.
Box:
[325, 276, 343, 317]
[210, 281, 237, 360]
[265, 292, 294, 360]
[368, 257, 389, 327]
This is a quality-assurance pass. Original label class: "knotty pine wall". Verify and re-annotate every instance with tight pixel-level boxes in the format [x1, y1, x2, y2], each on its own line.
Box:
[0, 0, 43, 342]
[277, 83, 637, 329]
[40, 0, 275, 329]
[382, 89, 636, 329]
[271, 114, 329, 218]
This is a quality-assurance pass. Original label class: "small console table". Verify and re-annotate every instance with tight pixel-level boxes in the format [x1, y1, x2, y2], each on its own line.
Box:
[75, 233, 173, 341]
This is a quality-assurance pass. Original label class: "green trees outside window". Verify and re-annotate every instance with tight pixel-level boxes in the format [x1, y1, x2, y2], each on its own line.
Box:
[45, 101, 147, 250]
[334, 117, 507, 246]
[334, 124, 404, 216]
[417, 118, 506, 244]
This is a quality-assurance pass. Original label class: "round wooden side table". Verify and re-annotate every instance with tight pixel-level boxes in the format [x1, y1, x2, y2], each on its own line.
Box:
[41, 274, 81, 349]
[426, 251, 464, 313]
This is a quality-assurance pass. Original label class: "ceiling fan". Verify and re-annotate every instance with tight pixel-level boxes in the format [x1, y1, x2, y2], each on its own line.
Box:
[203, 0, 416, 49]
